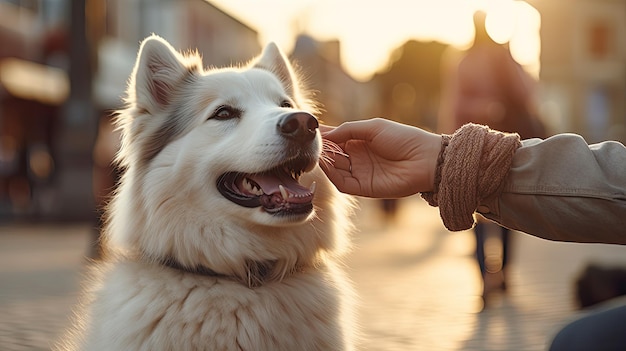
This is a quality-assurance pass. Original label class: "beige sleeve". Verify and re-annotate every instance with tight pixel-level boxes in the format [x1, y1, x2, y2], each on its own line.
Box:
[479, 134, 626, 244]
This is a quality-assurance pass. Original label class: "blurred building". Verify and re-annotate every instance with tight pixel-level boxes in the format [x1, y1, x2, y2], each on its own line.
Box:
[96, 0, 261, 109]
[290, 34, 378, 125]
[371, 40, 449, 131]
[0, 0, 375, 221]
[528, 0, 626, 142]
[0, 0, 262, 221]
[0, 1, 69, 219]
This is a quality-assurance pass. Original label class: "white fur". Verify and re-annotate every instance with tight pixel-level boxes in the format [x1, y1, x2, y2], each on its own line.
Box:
[57, 35, 357, 351]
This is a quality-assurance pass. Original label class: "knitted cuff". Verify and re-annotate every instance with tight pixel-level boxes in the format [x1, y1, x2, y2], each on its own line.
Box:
[421, 123, 522, 231]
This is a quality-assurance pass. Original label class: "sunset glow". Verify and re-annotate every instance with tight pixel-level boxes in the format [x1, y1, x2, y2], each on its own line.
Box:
[210, 0, 540, 80]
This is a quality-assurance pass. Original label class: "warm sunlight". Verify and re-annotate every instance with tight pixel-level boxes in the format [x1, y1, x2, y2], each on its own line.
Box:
[483, 0, 541, 77]
[210, 0, 540, 80]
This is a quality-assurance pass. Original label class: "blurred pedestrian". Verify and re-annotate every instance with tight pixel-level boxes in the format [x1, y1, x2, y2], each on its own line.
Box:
[438, 10, 546, 306]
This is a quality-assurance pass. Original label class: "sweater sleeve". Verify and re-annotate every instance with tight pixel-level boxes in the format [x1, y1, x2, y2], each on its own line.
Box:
[479, 134, 626, 244]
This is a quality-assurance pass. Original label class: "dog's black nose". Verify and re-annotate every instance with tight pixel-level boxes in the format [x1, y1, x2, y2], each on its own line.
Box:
[278, 112, 319, 143]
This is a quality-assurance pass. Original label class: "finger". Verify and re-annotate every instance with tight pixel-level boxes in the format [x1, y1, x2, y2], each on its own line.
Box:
[320, 149, 351, 173]
[323, 119, 382, 144]
[320, 162, 361, 195]
[319, 160, 345, 187]
[319, 124, 336, 135]
[332, 153, 351, 172]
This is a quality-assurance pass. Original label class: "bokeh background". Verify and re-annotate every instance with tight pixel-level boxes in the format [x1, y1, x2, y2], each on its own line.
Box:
[0, 0, 624, 220]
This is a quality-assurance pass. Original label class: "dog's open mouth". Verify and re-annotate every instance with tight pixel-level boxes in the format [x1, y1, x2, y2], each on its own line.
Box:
[217, 157, 316, 216]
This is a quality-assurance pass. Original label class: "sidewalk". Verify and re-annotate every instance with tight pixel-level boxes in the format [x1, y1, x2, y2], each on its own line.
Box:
[0, 224, 91, 351]
[1, 198, 626, 350]
[348, 198, 626, 350]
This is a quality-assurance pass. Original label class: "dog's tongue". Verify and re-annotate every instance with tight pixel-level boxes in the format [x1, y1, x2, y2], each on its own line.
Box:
[250, 172, 311, 198]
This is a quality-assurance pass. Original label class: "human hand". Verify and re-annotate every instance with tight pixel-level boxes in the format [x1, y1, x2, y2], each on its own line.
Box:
[319, 118, 442, 198]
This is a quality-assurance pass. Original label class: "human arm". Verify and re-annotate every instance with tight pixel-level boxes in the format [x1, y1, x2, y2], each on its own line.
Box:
[321, 119, 626, 245]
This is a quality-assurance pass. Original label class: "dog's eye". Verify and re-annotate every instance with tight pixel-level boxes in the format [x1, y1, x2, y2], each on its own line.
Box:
[210, 106, 241, 121]
[280, 100, 293, 108]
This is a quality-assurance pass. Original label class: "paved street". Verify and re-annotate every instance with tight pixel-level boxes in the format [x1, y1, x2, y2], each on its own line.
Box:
[1, 197, 626, 350]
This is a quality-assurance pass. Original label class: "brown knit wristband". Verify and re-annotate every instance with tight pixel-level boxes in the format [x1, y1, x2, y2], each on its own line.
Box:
[423, 123, 522, 231]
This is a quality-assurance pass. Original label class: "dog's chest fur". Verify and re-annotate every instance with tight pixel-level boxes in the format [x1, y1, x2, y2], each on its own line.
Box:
[81, 261, 350, 351]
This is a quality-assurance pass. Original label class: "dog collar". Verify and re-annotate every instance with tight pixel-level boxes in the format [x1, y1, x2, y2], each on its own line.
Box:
[155, 255, 286, 289]
[159, 257, 230, 279]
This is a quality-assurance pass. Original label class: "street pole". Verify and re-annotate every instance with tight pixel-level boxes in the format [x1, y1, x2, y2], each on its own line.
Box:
[54, 0, 97, 221]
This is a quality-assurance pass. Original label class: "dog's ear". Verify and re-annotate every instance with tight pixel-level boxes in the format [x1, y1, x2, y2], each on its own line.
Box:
[254, 42, 299, 99]
[130, 35, 199, 112]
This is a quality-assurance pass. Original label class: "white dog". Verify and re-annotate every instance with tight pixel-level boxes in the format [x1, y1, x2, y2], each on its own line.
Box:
[57, 35, 356, 351]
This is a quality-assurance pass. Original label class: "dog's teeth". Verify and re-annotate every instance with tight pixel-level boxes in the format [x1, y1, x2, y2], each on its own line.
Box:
[243, 178, 263, 196]
[310, 181, 317, 194]
[279, 185, 289, 199]
[243, 178, 253, 192]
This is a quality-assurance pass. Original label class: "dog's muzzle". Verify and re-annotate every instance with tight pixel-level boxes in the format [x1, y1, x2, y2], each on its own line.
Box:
[217, 112, 319, 217]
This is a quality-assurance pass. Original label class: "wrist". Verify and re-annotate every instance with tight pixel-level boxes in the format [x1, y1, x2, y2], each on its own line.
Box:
[430, 134, 450, 192]
[421, 134, 450, 206]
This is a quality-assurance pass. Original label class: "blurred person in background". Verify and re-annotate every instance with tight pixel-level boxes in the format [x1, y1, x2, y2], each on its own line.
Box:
[438, 10, 546, 307]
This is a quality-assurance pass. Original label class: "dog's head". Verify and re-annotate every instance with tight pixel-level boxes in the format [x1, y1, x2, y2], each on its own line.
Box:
[107, 35, 352, 281]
